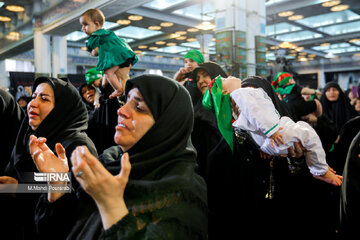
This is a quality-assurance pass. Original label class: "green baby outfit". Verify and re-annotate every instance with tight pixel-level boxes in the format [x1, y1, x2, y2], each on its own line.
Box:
[87, 29, 138, 71]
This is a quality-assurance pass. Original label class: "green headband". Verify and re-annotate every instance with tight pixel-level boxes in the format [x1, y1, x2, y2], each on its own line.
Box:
[85, 68, 103, 85]
[202, 75, 233, 152]
[184, 49, 204, 65]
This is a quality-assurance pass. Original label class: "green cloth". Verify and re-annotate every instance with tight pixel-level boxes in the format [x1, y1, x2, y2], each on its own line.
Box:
[184, 49, 204, 65]
[274, 83, 295, 96]
[202, 75, 233, 152]
[85, 68, 103, 85]
[87, 29, 138, 71]
[272, 72, 293, 89]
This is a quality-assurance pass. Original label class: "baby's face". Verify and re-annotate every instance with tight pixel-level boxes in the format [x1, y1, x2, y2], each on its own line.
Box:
[80, 15, 100, 35]
[222, 76, 242, 94]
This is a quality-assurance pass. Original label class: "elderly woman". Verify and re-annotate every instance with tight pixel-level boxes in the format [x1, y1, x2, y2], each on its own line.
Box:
[32, 74, 208, 239]
[1, 77, 97, 239]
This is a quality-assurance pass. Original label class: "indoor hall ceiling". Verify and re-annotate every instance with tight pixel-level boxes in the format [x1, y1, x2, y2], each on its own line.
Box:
[265, 0, 360, 62]
[0, 0, 360, 64]
[66, 0, 216, 58]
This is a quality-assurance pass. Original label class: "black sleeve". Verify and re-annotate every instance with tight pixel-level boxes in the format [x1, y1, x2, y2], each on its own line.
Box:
[289, 98, 317, 120]
[34, 192, 78, 240]
[99, 214, 138, 240]
[339, 132, 360, 238]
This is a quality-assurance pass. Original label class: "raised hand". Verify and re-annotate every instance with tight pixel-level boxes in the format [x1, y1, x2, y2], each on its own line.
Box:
[29, 135, 69, 173]
[71, 146, 131, 229]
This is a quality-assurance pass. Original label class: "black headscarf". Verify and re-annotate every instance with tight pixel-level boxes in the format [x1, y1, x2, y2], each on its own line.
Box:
[6, 77, 97, 181]
[104, 74, 200, 179]
[242, 76, 295, 119]
[78, 83, 95, 112]
[320, 81, 358, 133]
[192, 61, 227, 83]
[69, 74, 208, 239]
[4, 77, 97, 239]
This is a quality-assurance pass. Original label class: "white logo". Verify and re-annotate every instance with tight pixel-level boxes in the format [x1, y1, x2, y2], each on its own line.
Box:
[34, 172, 71, 182]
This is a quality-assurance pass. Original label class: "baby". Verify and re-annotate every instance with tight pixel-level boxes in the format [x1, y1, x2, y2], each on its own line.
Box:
[203, 75, 342, 186]
[80, 9, 137, 99]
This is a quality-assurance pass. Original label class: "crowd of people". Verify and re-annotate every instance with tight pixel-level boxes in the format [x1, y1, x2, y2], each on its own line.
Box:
[0, 7, 360, 240]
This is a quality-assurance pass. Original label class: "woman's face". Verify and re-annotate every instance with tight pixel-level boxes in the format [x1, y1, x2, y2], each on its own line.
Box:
[81, 85, 95, 104]
[115, 88, 155, 152]
[355, 99, 360, 112]
[27, 83, 55, 130]
[196, 69, 212, 95]
[325, 87, 340, 102]
[184, 58, 198, 72]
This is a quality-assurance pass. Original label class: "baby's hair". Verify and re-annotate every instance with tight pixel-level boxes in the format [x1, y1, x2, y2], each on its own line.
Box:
[81, 9, 105, 27]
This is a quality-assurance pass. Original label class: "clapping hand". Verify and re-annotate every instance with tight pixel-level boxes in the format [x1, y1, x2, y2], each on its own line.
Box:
[29, 135, 69, 174]
[29, 135, 69, 202]
[71, 146, 131, 229]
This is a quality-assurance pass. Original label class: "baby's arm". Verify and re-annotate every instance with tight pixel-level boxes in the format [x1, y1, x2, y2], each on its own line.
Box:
[91, 47, 99, 57]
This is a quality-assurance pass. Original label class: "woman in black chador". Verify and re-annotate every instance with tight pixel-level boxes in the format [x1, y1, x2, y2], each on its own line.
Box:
[320, 81, 357, 134]
[1, 77, 97, 239]
[32, 74, 208, 239]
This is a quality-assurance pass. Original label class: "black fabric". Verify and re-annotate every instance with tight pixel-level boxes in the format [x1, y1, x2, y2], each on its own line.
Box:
[190, 62, 227, 181]
[331, 116, 360, 174]
[91, 83, 122, 154]
[241, 76, 295, 120]
[340, 131, 360, 238]
[0, 89, 24, 175]
[183, 79, 202, 107]
[0, 89, 25, 240]
[65, 74, 208, 239]
[229, 76, 336, 239]
[312, 114, 338, 154]
[78, 83, 95, 113]
[320, 81, 358, 133]
[192, 61, 227, 82]
[285, 84, 317, 121]
[3, 77, 97, 240]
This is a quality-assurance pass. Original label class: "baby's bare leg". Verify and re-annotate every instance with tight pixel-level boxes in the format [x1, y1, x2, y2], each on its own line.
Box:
[104, 66, 123, 99]
[115, 64, 132, 91]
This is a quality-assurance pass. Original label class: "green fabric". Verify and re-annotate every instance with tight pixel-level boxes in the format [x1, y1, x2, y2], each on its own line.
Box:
[85, 68, 103, 85]
[184, 49, 204, 65]
[202, 75, 233, 152]
[87, 29, 138, 71]
[274, 83, 295, 96]
[273, 72, 293, 88]
[265, 123, 279, 136]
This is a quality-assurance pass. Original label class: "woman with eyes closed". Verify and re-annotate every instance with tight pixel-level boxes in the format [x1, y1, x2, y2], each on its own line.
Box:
[1, 77, 97, 239]
[31, 74, 208, 239]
